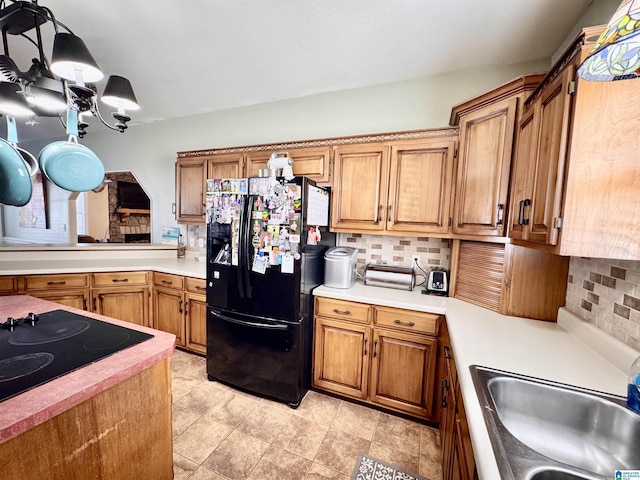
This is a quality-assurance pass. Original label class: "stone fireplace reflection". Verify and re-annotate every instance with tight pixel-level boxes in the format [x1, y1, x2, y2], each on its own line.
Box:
[107, 172, 150, 243]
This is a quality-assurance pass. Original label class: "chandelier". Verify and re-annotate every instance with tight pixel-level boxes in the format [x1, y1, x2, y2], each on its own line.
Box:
[0, 0, 139, 137]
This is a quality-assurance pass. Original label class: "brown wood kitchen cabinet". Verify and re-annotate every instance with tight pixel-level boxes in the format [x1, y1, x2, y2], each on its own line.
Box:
[152, 272, 186, 347]
[450, 239, 569, 321]
[92, 271, 150, 327]
[23, 273, 91, 311]
[509, 26, 640, 260]
[449, 74, 544, 238]
[245, 146, 332, 186]
[175, 156, 207, 224]
[313, 297, 440, 420]
[331, 135, 456, 236]
[184, 276, 207, 354]
[152, 272, 207, 354]
[438, 321, 476, 480]
[207, 152, 246, 180]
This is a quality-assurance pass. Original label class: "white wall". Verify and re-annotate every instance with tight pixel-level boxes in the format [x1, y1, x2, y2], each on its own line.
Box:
[74, 60, 547, 243]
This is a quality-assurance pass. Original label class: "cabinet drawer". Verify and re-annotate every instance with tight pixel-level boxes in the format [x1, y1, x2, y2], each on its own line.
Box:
[185, 276, 207, 295]
[315, 297, 370, 324]
[25, 273, 90, 290]
[0, 275, 19, 294]
[374, 306, 439, 335]
[154, 272, 184, 290]
[93, 271, 149, 287]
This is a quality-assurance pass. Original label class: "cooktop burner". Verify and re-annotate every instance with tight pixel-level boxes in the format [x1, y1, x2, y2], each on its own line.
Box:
[0, 310, 153, 403]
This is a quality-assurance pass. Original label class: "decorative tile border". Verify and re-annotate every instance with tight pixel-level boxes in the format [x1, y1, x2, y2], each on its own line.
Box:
[566, 257, 640, 351]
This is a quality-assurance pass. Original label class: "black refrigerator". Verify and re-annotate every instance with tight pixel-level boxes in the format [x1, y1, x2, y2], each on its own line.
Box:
[205, 176, 333, 408]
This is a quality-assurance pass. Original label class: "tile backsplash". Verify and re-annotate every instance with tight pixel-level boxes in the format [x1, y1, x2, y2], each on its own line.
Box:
[337, 233, 451, 274]
[566, 257, 640, 351]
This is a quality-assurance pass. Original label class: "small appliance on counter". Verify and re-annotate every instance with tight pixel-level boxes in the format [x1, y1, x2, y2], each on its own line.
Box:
[324, 247, 358, 289]
[363, 263, 415, 291]
[425, 267, 449, 296]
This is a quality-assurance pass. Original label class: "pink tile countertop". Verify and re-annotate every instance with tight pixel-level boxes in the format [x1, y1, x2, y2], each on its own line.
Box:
[0, 295, 176, 444]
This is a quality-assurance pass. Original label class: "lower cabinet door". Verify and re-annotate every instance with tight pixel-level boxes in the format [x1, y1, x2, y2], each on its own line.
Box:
[153, 287, 185, 347]
[369, 328, 437, 418]
[185, 293, 207, 354]
[93, 287, 150, 327]
[313, 317, 370, 399]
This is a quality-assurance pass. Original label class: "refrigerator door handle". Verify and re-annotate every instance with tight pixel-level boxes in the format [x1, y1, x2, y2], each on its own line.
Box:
[242, 194, 256, 299]
[236, 195, 249, 299]
[210, 309, 289, 331]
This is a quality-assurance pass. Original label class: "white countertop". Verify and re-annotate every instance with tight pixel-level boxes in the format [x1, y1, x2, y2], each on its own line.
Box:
[314, 282, 640, 480]
[0, 253, 206, 279]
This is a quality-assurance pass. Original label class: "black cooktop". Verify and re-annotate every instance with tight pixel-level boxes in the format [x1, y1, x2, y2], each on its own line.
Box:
[0, 309, 153, 403]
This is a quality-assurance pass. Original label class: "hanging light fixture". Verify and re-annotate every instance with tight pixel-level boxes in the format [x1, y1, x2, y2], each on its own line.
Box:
[0, 1, 139, 135]
[577, 0, 640, 81]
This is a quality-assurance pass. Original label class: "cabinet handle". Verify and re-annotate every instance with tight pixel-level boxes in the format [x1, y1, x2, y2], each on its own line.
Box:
[394, 319, 415, 327]
[83, 298, 87, 311]
[47, 281, 66, 285]
[178, 299, 183, 314]
[93, 297, 97, 311]
[363, 338, 368, 356]
[517, 199, 524, 225]
[522, 198, 531, 225]
[202, 203, 206, 215]
[161, 279, 173, 285]
[373, 339, 378, 358]
[444, 345, 451, 359]
[441, 378, 449, 408]
[375, 204, 383, 224]
[195, 286, 206, 291]
[496, 204, 504, 225]
[111, 278, 129, 283]
[332, 308, 351, 315]
[388, 204, 392, 222]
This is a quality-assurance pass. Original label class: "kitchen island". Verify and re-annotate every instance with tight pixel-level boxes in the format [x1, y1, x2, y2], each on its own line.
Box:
[314, 282, 639, 480]
[0, 295, 176, 480]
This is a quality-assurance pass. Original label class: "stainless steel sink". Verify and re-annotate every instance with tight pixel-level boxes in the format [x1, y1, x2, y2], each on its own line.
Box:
[470, 365, 640, 480]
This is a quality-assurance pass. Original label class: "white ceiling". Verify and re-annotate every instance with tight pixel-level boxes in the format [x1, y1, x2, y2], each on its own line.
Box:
[5, 0, 594, 141]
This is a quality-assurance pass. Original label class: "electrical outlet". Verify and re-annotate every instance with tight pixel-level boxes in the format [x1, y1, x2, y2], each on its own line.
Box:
[412, 254, 420, 267]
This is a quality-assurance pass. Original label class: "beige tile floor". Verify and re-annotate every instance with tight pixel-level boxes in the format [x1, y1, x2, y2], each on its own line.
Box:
[171, 349, 443, 480]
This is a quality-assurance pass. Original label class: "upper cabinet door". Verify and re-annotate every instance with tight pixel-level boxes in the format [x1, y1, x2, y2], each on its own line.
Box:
[331, 143, 390, 232]
[527, 66, 574, 246]
[508, 106, 539, 241]
[207, 153, 245, 179]
[453, 96, 518, 236]
[245, 147, 332, 186]
[387, 138, 455, 235]
[287, 146, 332, 186]
[175, 157, 206, 224]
